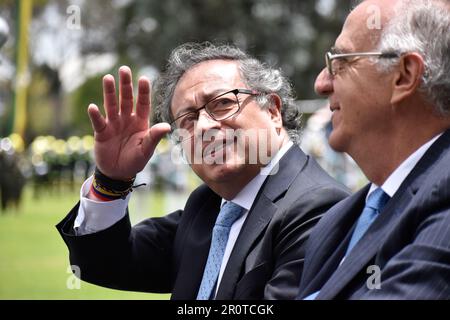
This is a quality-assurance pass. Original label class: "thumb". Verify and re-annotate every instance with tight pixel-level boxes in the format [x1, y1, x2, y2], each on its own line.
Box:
[142, 122, 172, 157]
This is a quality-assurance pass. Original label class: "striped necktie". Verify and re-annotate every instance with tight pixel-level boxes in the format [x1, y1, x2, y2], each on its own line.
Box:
[197, 201, 245, 300]
[345, 187, 390, 255]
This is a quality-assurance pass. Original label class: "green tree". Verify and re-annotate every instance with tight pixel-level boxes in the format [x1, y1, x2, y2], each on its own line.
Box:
[3, 0, 354, 139]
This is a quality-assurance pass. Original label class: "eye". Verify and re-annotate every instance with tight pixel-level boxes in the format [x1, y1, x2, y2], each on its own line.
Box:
[184, 112, 199, 120]
[336, 57, 348, 65]
[178, 111, 199, 129]
[332, 58, 349, 72]
[209, 97, 236, 110]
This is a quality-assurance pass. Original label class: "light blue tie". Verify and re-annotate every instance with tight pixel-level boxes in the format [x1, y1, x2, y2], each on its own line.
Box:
[345, 188, 390, 256]
[197, 201, 245, 300]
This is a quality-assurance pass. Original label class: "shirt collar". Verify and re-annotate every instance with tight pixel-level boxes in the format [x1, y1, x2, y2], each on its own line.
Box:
[222, 140, 294, 210]
[368, 133, 443, 199]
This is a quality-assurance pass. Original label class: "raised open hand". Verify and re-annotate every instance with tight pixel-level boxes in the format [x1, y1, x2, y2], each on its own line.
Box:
[87, 66, 171, 181]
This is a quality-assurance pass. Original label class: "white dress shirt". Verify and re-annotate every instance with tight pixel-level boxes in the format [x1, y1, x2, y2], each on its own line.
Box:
[74, 140, 293, 294]
[368, 133, 442, 198]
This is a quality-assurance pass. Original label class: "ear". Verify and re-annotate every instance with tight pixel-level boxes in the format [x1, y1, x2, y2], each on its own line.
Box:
[267, 94, 283, 128]
[391, 53, 425, 105]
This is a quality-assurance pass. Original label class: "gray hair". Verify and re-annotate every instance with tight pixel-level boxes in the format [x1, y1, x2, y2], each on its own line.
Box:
[375, 0, 450, 116]
[152, 42, 302, 144]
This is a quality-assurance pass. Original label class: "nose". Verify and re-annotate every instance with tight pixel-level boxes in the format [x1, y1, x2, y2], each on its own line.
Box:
[195, 109, 221, 133]
[314, 68, 334, 97]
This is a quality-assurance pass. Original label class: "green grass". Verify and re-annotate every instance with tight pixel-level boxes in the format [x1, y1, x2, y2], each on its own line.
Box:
[0, 186, 175, 300]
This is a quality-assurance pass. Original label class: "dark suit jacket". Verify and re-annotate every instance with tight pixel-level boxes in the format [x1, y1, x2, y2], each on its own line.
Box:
[297, 130, 450, 300]
[57, 145, 349, 300]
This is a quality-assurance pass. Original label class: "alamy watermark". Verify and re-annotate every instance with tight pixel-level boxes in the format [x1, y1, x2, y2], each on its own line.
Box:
[66, 265, 81, 290]
[366, 4, 382, 30]
[366, 265, 381, 290]
[66, 5, 81, 30]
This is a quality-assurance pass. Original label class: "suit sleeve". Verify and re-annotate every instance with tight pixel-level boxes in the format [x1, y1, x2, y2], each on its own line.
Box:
[264, 185, 350, 299]
[360, 205, 450, 299]
[56, 202, 182, 293]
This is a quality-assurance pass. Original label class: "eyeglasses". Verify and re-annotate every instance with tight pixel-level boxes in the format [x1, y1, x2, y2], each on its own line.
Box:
[170, 88, 259, 132]
[325, 51, 400, 76]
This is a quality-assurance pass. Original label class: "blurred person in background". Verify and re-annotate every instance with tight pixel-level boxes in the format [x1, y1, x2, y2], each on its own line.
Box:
[301, 105, 367, 191]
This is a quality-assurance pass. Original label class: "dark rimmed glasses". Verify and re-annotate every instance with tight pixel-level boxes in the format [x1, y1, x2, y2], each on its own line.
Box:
[170, 88, 259, 133]
[325, 51, 400, 76]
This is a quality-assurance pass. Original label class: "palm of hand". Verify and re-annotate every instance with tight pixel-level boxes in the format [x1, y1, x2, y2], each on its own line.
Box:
[87, 66, 171, 180]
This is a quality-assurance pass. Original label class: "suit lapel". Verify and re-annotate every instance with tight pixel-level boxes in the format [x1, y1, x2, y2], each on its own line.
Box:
[171, 190, 221, 300]
[300, 186, 368, 297]
[316, 186, 409, 299]
[215, 146, 307, 299]
[316, 129, 450, 299]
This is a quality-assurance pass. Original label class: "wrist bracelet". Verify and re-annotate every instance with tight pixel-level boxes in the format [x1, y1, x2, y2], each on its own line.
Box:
[92, 167, 136, 200]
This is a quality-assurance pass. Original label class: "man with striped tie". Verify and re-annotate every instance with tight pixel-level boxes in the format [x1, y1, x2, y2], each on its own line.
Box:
[297, 0, 450, 300]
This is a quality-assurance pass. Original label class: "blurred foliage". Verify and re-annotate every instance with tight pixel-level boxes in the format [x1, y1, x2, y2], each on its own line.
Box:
[26, 69, 54, 137]
[0, 132, 193, 211]
[0, 0, 354, 141]
[0, 134, 27, 210]
[70, 74, 104, 135]
[116, 0, 353, 98]
[0, 133, 94, 212]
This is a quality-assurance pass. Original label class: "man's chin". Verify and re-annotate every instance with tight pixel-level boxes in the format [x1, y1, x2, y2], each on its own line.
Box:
[195, 161, 253, 183]
[328, 132, 347, 153]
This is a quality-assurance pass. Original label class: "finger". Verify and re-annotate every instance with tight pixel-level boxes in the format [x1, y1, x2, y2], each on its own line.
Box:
[136, 76, 150, 119]
[88, 104, 107, 133]
[119, 66, 134, 116]
[142, 123, 172, 158]
[103, 74, 118, 121]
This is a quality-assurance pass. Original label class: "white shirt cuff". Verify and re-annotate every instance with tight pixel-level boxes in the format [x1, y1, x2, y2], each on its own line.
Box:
[74, 175, 131, 235]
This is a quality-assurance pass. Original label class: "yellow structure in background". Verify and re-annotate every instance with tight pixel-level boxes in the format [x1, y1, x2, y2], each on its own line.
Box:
[13, 0, 33, 138]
